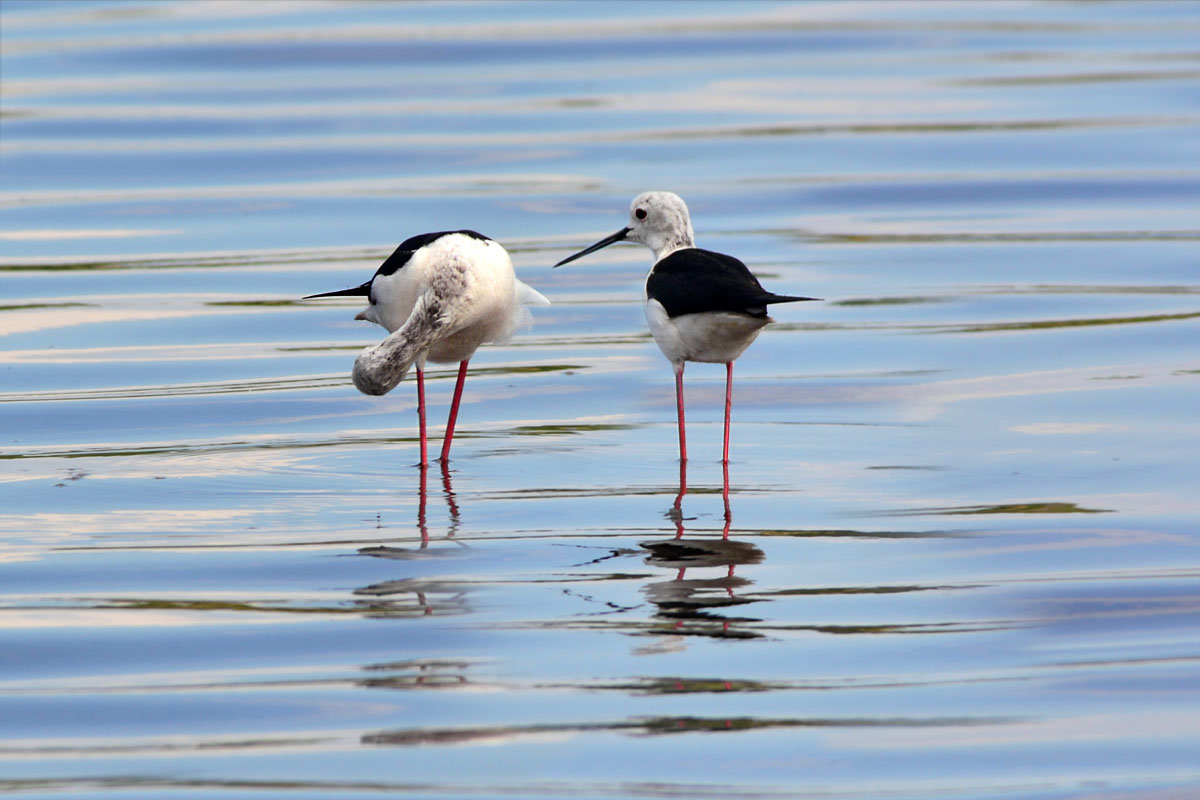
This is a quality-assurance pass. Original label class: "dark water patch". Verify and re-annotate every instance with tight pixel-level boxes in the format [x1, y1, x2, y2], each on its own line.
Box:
[938, 311, 1200, 333]
[0, 733, 338, 759]
[0, 301, 94, 311]
[0, 433, 422, 461]
[533, 618, 1018, 637]
[641, 539, 763, 568]
[634, 115, 1200, 141]
[866, 465, 945, 470]
[357, 545, 470, 561]
[0, 374, 351, 403]
[953, 68, 1200, 87]
[0, 363, 582, 403]
[364, 712, 1008, 748]
[755, 528, 956, 539]
[591, 677, 784, 695]
[85, 598, 362, 615]
[804, 230, 1200, 244]
[477, 482, 768, 502]
[975, 284, 1200, 295]
[763, 584, 978, 597]
[804, 174, 1200, 209]
[205, 299, 302, 308]
[53, 537, 461, 554]
[510, 423, 639, 438]
[902, 502, 1112, 516]
[0, 247, 379, 271]
[8, 29, 911, 76]
[772, 310, 1200, 335]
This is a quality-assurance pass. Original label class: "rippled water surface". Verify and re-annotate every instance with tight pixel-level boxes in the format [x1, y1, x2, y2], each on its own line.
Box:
[2, 1, 1199, 798]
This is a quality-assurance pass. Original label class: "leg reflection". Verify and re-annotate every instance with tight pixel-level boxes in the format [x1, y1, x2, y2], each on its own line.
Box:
[360, 461, 466, 559]
[722, 459, 731, 537]
[355, 464, 470, 616]
[670, 458, 688, 539]
[417, 463, 430, 548]
[639, 463, 765, 640]
[440, 458, 460, 537]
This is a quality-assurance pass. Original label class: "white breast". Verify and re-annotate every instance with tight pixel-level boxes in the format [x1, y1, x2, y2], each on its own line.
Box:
[644, 298, 770, 366]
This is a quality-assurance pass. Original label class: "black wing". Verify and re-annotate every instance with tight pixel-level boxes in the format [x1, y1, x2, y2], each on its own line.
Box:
[375, 229, 491, 278]
[646, 248, 818, 319]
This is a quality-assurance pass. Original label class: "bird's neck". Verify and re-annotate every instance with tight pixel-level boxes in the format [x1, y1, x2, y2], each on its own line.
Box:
[649, 233, 694, 262]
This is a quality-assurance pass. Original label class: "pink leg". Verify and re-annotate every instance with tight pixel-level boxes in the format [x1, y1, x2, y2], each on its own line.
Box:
[674, 363, 687, 463]
[722, 362, 733, 533]
[722, 361, 733, 465]
[440, 359, 469, 463]
[416, 365, 428, 467]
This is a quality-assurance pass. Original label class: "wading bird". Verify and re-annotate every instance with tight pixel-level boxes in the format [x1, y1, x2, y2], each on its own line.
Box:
[555, 192, 817, 464]
[307, 230, 548, 466]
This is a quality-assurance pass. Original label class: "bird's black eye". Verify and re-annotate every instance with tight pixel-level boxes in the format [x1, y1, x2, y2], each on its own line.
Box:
[635, 208, 647, 220]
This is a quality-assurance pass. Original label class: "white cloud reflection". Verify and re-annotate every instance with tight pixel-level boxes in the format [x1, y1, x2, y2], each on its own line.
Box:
[0, 228, 178, 241]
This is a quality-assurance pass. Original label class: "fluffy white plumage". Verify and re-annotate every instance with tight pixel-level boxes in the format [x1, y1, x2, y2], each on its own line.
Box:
[351, 232, 548, 396]
[306, 229, 548, 465]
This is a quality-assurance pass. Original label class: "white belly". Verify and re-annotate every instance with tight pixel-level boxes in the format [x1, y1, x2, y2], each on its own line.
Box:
[644, 298, 770, 365]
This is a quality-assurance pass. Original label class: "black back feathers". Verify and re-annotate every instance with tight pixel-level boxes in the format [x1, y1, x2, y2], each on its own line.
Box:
[646, 248, 818, 319]
[304, 230, 491, 301]
[375, 230, 490, 278]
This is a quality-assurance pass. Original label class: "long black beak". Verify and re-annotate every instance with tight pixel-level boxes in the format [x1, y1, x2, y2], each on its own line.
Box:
[304, 280, 371, 300]
[554, 227, 631, 267]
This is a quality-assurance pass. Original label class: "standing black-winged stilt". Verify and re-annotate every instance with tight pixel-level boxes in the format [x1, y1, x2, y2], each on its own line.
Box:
[306, 230, 548, 466]
[555, 192, 818, 465]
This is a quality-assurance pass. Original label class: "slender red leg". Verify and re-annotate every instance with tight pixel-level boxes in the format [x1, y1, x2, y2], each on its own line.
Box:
[722, 363, 733, 534]
[674, 363, 687, 463]
[722, 361, 733, 465]
[440, 359, 469, 463]
[416, 365, 428, 467]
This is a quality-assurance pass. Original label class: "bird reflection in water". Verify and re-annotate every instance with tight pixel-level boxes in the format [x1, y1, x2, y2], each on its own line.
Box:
[359, 658, 475, 690]
[639, 460, 765, 643]
[353, 462, 471, 617]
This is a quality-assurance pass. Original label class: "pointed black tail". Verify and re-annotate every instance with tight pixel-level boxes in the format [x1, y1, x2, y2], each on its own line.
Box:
[304, 280, 371, 300]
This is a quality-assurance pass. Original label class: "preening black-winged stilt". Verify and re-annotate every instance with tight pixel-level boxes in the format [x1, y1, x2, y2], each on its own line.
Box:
[306, 230, 548, 466]
[555, 192, 818, 464]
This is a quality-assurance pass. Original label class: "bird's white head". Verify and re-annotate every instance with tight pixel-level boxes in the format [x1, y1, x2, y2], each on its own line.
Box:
[626, 191, 694, 259]
[554, 190, 695, 268]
